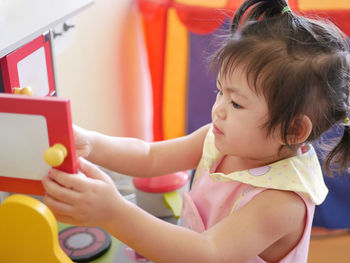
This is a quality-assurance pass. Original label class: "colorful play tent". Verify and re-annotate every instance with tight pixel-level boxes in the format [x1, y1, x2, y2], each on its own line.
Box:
[137, 0, 350, 141]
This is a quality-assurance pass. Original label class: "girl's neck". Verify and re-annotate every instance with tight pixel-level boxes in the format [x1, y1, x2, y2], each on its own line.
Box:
[216, 148, 297, 174]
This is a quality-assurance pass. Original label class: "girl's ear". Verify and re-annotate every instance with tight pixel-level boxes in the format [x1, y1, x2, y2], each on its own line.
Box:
[285, 115, 313, 145]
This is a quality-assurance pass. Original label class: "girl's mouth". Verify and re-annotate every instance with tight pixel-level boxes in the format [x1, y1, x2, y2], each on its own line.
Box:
[213, 124, 224, 135]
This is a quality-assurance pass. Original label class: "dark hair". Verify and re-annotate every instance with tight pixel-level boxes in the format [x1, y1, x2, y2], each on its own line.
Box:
[212, 0, 350, 175]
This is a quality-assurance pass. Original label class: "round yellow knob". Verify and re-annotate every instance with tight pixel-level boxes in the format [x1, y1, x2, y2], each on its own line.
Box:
[21, 86, 33, 96]
[13, 86, 33, 96]
[13, 87, 22, 94]
[43, 144, 68, 167]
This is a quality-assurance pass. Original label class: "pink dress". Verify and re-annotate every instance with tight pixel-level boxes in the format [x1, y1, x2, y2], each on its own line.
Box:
[181, 127, 328, 263]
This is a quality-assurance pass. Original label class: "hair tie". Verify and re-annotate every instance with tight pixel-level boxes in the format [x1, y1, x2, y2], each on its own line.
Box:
[343, 117, 350, 126]
[282, 5, 292, 14]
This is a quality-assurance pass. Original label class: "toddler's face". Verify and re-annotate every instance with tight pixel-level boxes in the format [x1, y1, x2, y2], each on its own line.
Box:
[212, 67, 285, 167]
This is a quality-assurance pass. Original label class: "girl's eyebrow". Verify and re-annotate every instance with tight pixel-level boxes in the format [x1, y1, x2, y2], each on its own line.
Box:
[217, 79, 248, 101]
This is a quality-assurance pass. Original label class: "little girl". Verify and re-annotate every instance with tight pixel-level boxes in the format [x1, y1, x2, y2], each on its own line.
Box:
[42, 0, 350, 262]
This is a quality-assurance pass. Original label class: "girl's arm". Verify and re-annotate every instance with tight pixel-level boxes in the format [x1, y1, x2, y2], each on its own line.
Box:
[42, 159, 306, 263]
[112, 190, 305, 263]
[75, 124, 211, 177]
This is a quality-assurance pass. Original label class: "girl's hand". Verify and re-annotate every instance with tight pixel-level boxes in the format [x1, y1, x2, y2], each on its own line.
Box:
[42, 158, 125, 227]
[73, 125, 93, 159]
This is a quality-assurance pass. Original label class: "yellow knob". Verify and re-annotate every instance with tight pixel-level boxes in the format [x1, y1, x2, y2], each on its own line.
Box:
[21, 86, 33, 96]
[13, 87, 22, 94]
[43, 144, 68, 167]
[13, 86, 33, 96]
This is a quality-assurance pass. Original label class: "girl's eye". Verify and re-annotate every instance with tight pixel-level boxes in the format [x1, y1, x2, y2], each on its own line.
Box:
[231, 101, 242, 109]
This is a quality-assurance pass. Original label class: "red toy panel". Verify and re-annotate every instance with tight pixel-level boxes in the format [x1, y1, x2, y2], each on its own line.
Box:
[0, 34, 55, 96]
[0, 94, 76, 195]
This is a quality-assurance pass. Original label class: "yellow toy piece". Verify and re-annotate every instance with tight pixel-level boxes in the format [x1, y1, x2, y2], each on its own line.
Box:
[21, 86, 33, 95]
[44, 143, 68, 167]
[13, 86, 33, 96]
[13, 87, 21, 94]
[163, 191, 182, 219]
[0, 194, 73, 263]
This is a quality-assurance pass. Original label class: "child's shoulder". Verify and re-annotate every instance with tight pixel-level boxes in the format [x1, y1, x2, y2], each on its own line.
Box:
[244, 189, 307, 262]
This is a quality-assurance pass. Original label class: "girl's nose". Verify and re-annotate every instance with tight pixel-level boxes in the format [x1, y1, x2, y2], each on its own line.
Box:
[213, 101, 226, 120]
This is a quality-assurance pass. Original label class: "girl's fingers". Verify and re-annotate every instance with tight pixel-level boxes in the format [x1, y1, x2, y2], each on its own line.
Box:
[42, 174, 82, 203]
[47, 168, 88, 193]
[78, 158, 110, 182]
[43, 193, 76, 215]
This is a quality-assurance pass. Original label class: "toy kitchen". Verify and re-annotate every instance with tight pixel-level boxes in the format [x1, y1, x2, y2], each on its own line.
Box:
[0, 1, 191, 262]
[0, 0, 93, 196]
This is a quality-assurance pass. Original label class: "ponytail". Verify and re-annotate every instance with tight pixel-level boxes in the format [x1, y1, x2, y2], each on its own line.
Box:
[231, 0, 288, 33]
[325, 124, 350, 174]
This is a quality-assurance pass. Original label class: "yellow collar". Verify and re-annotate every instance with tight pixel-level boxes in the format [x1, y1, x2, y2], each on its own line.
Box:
[196, 127, 328, 205]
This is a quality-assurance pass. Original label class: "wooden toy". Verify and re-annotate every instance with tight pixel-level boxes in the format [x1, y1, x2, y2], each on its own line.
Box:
[0, 34, 56, 96]
[0, 94, 77, 195]
[0, 194, 73, 263]
[59, 226, 112, 262]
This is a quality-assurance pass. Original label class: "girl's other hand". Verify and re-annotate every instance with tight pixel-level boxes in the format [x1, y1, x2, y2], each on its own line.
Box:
[73, 125, 93, 159]
[42, 158, 125, 227]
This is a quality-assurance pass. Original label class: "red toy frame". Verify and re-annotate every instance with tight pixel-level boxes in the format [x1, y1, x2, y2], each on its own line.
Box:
[0, 34, 55, 96]
[0, 94, 77, 195]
